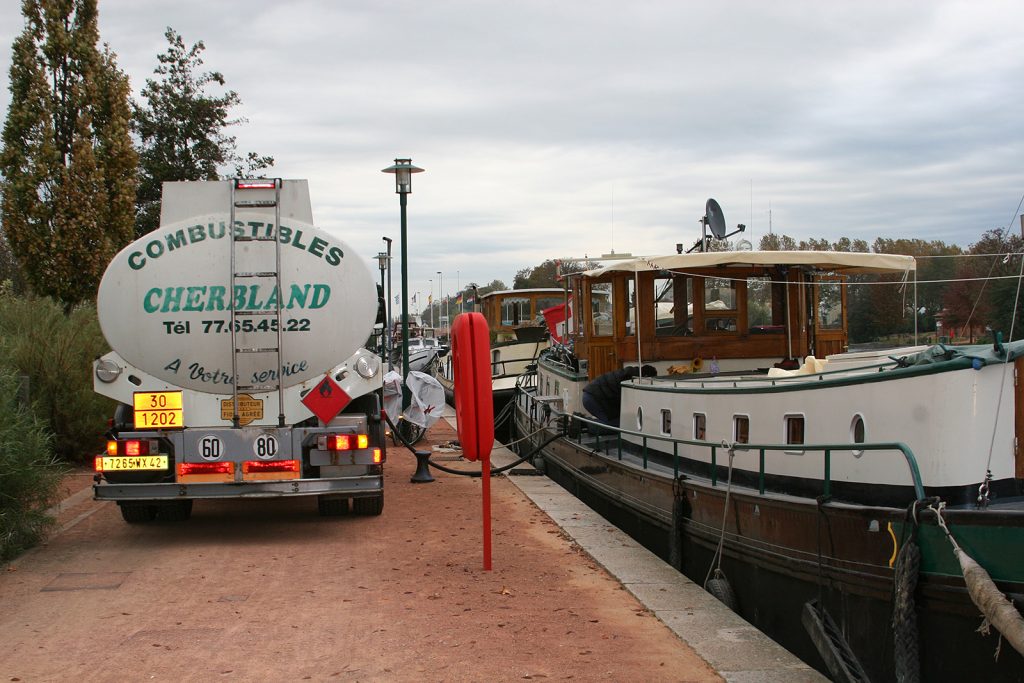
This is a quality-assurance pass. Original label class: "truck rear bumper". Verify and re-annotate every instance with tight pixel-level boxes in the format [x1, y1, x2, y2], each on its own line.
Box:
[94, 475, 383, 501]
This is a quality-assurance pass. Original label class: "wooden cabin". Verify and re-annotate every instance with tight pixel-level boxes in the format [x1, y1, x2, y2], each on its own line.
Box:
[477, 288, 568, 342]
[565, 251, 915, 380]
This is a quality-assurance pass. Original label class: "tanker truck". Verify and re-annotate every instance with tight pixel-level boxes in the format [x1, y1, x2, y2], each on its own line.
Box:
[92, 179, 387, 522]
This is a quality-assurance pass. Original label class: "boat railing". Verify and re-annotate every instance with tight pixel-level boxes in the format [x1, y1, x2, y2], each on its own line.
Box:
[639, 359, 898, 390]
[519, 391, 926, 501]
[491, 357, 543, 380]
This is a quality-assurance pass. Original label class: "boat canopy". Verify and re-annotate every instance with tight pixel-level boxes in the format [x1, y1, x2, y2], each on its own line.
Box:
[478, 288, 565, 300]
[582, 251, 916, 277]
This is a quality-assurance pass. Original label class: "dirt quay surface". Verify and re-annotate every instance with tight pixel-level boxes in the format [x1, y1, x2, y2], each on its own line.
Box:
[1, 420, 720, 682]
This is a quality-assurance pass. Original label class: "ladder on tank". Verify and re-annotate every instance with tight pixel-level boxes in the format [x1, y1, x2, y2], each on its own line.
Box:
[229, 178, 286, 428]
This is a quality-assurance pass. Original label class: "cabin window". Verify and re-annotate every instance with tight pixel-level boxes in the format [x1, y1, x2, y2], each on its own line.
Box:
[537, 297, 563, 318]
[545, 379, 550, 395]
[554, 380, 560, 395]
[818, 281, 843, 330]
[693, 413, 707, 441]
[654, 274, 693, 336]
[590, 282, 613, 336]
[491, 349, 501, 377]
[734, 415, 750, 444]
[625, 278, 637, 337]
[703, 276, 738, 332]
[851, 414, 865, 457]
[501, 297, 530, 327]
[747, 276, 781, 334]
[661, 409, 672, 435]
[704, 317, 738, 332]
[704, 277, 737, 310]
[785, 414, 805, 449]
[636, 406, 643, 430]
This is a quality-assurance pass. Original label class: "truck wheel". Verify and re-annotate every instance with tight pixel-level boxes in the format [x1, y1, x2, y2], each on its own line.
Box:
[353, 493, 384, 516]
[119, 503, 157, 523]
[317, 495, 349, 516]
[157, 500, 193, 522]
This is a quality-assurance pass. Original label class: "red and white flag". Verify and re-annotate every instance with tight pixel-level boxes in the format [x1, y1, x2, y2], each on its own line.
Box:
[542, 298, 573, 343]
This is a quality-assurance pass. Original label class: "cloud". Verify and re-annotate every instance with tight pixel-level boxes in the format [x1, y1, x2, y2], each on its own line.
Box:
[1, 0, 1022, 298]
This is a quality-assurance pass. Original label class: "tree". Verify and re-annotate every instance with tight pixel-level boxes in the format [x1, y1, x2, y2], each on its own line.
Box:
[946, 229, 1024, 342]
[0, 0, 137, 308]
[759, 233, 797, 251]
[133, 28, 273, 237]
[478, 279, 507, 296]
[513, 259, 587, 289]
[0, 232, 26, 292]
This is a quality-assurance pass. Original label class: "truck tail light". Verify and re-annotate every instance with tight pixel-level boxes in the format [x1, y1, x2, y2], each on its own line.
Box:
[179, 462, 234, 476]
[318, 434, 369, 451]
[242, 460, 299, 474]
[106, 439, 156, 456]
[235, 179, 278, 190]
[373, 448, 382, 464]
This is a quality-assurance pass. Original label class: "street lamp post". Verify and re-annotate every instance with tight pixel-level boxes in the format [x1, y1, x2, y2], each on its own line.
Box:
[437, 270, 443, 334]
[382, 158, 424, 409]
[382, 237, 393, 369]
[375, 251, 390, 369]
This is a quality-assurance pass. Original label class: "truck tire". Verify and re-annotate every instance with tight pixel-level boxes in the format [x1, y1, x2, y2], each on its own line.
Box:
[317, 495, 349, 516]
[353, 493, 384, 516]
[157, 500, 193, 522]
[119, 503, 157, 523]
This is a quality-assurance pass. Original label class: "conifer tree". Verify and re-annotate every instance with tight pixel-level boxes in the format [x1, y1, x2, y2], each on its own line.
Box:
[0, 0, 137, 308]
[133, 28, 273, 237]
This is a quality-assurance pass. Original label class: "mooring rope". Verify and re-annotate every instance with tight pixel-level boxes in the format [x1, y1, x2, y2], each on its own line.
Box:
[893, 499, 923, 683]
[931, 502, 1024, 658]
[703, 441, 737, 589]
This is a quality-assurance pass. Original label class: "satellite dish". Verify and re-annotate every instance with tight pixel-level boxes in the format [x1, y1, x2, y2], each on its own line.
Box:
[736, 239, 753, 251]
[705, 199, 727, 239]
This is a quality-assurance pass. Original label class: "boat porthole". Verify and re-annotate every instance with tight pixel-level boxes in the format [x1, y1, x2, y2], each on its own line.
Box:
[636, 406, 643, 430]
[851, 414, 866, 457]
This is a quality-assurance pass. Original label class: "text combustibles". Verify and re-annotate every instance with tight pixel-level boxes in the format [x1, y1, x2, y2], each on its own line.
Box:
[127, 221, 344, 270]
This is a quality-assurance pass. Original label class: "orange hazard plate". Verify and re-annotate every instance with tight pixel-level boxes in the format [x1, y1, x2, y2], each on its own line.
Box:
[133, 392, 183, 429]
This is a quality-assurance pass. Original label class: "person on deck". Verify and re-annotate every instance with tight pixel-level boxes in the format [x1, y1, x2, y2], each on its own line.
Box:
[582, 365, 657, 426]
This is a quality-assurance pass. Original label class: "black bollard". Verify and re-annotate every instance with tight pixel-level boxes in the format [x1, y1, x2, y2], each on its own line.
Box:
[410, 449, 434, 483]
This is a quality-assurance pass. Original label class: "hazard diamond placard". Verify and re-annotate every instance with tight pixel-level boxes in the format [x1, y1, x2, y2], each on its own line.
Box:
[301, 375, 351, 424]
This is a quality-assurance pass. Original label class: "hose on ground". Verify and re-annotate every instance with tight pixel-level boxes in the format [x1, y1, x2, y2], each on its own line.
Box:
[426, 431, 563, 478]
[383, 410, 561, 478]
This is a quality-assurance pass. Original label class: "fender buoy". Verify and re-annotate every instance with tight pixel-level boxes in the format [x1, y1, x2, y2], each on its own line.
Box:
[451, 312, 494, 462]
[705, 569, 738, 611]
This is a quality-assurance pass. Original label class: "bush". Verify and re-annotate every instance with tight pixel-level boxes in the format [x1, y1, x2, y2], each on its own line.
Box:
[0, 290, 113, 463]
[0, 369, 64, 562]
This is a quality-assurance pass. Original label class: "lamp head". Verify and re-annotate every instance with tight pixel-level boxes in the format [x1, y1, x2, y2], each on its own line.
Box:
[381, 158, 424, 194]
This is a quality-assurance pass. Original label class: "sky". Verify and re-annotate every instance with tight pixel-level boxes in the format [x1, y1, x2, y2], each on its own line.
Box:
[2, 0, 1023, 310]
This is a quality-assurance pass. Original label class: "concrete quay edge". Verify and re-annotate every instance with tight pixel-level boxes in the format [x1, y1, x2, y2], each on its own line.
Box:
[442, 410, 825, 683]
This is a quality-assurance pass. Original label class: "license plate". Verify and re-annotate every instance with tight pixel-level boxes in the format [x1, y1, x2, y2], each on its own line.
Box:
[133, 391, 184, 429]
[99, 455, 169, 471]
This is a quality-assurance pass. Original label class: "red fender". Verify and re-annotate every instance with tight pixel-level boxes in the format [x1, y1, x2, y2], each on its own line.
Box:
[451, 312, 494, 462]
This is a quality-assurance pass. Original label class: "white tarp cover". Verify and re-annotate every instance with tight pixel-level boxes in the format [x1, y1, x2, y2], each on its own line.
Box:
[582, 250, 916, 277]
[382, 370, 445, 429]
[382, 371, 403, 424]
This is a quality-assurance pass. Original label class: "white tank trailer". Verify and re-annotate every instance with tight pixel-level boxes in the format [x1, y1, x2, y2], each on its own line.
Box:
[92, 179, 387, 522]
